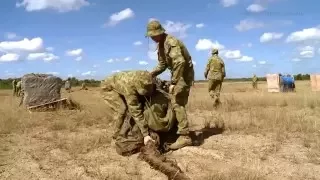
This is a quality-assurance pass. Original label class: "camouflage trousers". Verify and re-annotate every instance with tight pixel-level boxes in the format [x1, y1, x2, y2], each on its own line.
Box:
[171, 79, 191, 135]
[101, 90, 127, 134]
[208, 79, 222, 105]
[12, 87, 17, 96]
[252, 82, 257, 89]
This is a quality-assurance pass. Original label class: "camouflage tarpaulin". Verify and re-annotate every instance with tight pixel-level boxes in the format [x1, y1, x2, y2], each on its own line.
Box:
[21, 73, 63, 107]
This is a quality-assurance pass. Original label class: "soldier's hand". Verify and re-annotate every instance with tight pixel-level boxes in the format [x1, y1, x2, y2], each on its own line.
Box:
[143, 135, 155, 145]
[169, 84, 175, 94]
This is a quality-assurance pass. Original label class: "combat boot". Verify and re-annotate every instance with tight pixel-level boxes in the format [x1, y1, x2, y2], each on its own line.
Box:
[112, 129, 120, 139]
[168, 135, 192, 150]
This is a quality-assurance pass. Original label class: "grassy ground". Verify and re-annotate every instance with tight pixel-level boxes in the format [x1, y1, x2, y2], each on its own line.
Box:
[0, 81, 319, 180]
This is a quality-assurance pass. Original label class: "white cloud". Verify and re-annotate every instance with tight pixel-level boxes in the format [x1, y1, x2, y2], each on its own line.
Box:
[259, 61, 266, 64]
[27, 52, 59, 61]
[292, 58, 301, 62]
[75, 56, 82, 61]
[149, 18, 158, 22]
[46, 72, 59, 75]
[0, 37, 43, 53]
[93, 64, 99, 68]
[133, 41, 142, 46]
[192, 61, 196, 66]
[67, 74, 73, 77]
[260, 32, 284, 43]
[318, 48, 320, 54]
[286, 27, 320, 42]
[195, 39, 225, 51]
[0, 53, 20, 62]
[196, 23, 205, 28]
[252, 64, 257, 68]
[300, 51, 314, 58]
[107, 8, 134, 26]
[247, 43, 253, 47]
[223, 50, 242, 59]
[221, 0, 238, 7]
[235, 19, 265, 32]
[139, 61, 148, 65]
[247, 4, 265, 12]
[222, 50, 254, 62]
[16, 0, 90, 12]
[81, 71, 96, 76]
[163, 21, 192, 39]
[298, 45, 315, 58]
[5, 32, 18, 40]
[112, 70, 120, 73]
[237, 56, 254, 62]
[46, 47, 54, 51]
[66, 48, 83, 56]
[298, 46, 314, 58]
[124, 57, 131, 61]
[107, 59, 114, 63]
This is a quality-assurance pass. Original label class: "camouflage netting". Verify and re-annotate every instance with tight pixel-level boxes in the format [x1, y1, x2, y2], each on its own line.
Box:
[21, 73, 63, 107]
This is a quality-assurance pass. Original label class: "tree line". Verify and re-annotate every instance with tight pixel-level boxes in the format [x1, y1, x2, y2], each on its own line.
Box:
[0, 73, 312, 89]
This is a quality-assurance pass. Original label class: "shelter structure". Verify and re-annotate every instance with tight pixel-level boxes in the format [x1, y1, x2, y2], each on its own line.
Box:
[310, 74, 320, 91]
[266, 73, 295, 92]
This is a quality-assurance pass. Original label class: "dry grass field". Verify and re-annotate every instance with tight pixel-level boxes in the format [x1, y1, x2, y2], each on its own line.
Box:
[1, 81, 320, 180]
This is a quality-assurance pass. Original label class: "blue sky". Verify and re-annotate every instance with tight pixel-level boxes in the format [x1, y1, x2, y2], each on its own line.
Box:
[0, 0, 319, 80]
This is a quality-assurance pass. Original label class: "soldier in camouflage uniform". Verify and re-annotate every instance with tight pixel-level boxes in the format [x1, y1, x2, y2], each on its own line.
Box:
[80, 82, 87, 90]
[12, 79, 17, 96]
[145, 20, 195, 150]
[65, 79, 71, 93]
[100, 70, 156, 145]
[252, 74, 258, 89]
[16, 80, 22, 97]
[204, 48, 226, 107]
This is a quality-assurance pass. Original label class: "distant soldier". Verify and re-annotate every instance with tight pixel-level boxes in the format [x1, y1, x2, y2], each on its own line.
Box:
[252, 74, 258, 89]
[16, 80, 22, 97]
[204, 48, 226, 107]
[80, 82, 87, 90]
[100, 70, 156, 146]
[65, 79, 71, 93]
[12, 79, 17, 96]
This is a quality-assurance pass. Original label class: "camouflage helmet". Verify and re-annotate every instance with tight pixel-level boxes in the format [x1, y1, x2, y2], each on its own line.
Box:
[145, 20, 165, 37]
[212, 48, 219, 54]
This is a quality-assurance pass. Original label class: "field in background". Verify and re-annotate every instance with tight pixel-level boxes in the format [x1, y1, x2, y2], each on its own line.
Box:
[1, 81, 320, 180]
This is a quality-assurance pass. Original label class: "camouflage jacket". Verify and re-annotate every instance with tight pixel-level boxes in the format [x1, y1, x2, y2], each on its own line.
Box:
[151, 34, 194, 86]
[16, 81, 22, 89]
[204, 55, 226, 81]
[252, 76, 258, 82]
[101, 70, 154, 137]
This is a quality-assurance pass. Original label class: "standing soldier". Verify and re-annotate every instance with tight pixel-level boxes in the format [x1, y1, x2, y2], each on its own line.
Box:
[80, 82, 87, 90]
[252, 74, 258, 89]
[204, 48, 226, 107]
[65, 79, 71, 93]
[16, 80, 22, 97]
[12, 79, 17, 96]
[145, 20, 194, 150]
[100, 70, 155, 145]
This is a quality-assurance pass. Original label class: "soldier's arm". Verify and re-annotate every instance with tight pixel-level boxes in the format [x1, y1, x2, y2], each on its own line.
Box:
[204, 58, 211, 78]
[221, 59, 226, 78]
[125, 94, 149, 137]
[168, 46, 186, 85]
[151, 51, 167, 77]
